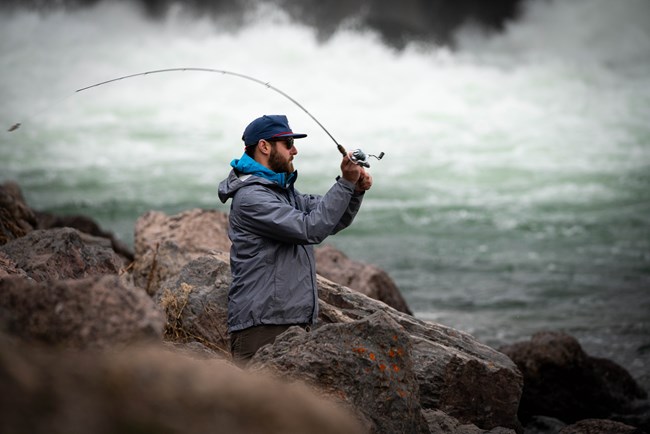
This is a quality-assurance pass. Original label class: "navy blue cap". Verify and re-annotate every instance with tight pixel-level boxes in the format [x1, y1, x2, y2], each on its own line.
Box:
[242, 115, 307, 147]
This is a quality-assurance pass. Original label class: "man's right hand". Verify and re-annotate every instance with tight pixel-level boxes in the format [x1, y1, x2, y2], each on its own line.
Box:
[341, 153, 363, 184]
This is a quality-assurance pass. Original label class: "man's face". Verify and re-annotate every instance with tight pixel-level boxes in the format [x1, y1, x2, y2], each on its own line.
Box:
[268, 139, 297, 173]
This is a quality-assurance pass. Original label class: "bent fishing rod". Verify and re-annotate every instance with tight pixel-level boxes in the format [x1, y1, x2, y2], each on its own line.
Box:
[8, 67, 384, 167]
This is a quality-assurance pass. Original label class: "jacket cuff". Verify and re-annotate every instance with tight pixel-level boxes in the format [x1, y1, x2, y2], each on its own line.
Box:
[336, 176, 356, 192]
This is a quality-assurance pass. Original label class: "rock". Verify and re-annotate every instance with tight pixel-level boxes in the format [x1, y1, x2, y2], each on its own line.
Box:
[134, 208, 230, 258]
[423, 410, 518, 433]
[0, 180, 37, 245]
[0, 251, 29, 279]
[318, 276, 523, 432]
[35, 211, 134, 261]
[132, 209, 230, 294]
[559, 418, 642, 434]
[250, 311, 429, 434]
[315, 244, 413, 315]
[1, 181, 132, 262]
[142, 253, 522, 432]
[155, 255, 231, 357]
[0, 227, 126, 281]
[500, 331, 648, 426]
[0, 334, 365, 434]
[0, 275, 165, 349]
[132, 239, 201, 295]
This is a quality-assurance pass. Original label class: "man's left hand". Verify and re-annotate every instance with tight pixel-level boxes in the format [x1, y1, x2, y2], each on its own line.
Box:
[355, 171, 373, 193]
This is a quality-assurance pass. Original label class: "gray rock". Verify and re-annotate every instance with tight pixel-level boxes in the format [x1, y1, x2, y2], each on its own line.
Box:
[35, 211, 134, 261]
[0, 227, 126, 281]
[500, 331, 648, 427]
[318, 276, 523, 431]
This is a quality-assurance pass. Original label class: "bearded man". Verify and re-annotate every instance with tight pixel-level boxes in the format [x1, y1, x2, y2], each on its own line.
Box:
[218, 114, 372, 363]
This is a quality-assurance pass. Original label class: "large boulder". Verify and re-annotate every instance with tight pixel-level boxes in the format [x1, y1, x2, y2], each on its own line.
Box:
[0, 334, 365, 434]
[0, 275, 165, 349]
[500, 331, 648, 428]
[0, 227, 126, 281]
[132, 209, 230, 293]
[315, 244, 413, 315]
[250, 311, 429, 434]
[318, 277, 523, 432]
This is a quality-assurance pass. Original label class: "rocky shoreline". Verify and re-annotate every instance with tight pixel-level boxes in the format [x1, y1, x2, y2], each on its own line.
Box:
[1, 180, 648, 434]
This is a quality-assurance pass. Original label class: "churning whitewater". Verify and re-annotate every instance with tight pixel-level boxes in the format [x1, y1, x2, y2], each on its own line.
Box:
[1, 0, 649, 391]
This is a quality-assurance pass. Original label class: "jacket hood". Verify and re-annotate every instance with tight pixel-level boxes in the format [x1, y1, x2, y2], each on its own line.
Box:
[218, 152, 297, 203]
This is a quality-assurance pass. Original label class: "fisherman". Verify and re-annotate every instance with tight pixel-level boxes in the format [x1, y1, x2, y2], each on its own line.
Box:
[218, 114, 372, 363]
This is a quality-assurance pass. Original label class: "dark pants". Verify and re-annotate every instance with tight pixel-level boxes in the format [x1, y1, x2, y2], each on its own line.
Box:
[230, 324, 310, 363]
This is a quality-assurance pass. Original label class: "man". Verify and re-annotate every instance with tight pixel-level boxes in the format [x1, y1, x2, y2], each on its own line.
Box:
[218, 114, 372, 362]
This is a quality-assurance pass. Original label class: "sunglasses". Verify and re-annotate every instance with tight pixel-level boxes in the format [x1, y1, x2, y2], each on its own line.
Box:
[266, 137, 294, 149]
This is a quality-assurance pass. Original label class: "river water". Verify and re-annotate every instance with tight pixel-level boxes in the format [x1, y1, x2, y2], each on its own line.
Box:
[1, 0, 649, 391]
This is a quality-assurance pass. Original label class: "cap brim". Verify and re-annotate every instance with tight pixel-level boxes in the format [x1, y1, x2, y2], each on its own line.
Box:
[272, 132, 307, 139]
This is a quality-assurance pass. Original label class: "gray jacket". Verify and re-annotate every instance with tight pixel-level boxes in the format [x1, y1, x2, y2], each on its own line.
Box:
[218, 170, 364, 332]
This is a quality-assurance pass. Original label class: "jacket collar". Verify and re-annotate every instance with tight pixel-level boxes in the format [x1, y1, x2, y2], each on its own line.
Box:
[230, 152, 297, 188]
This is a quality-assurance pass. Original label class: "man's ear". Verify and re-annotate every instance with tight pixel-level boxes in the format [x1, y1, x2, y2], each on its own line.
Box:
[257, 139, 272, 155]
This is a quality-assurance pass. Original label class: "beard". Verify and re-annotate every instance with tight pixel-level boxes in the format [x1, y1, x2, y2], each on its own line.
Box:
[268, 146, 294, 174]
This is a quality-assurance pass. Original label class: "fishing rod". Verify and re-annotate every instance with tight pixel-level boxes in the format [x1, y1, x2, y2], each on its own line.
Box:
[8, 67, 384, 167]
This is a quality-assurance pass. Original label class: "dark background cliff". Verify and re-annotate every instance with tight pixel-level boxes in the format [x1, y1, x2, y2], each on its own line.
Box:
[2, 0, 523, 48]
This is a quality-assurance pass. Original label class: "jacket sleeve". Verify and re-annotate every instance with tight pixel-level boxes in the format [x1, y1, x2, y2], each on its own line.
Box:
[232, 177, 358, 245]
[298, 178, 364, 235]
[332, 190, 364, 234]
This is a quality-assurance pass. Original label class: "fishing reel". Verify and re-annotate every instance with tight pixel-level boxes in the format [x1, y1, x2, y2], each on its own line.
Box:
[350, 148, 385, 168]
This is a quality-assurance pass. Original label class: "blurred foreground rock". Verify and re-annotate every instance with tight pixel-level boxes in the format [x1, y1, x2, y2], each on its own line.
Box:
[0, 334, 364, 434]
[0, 275, 164, 349]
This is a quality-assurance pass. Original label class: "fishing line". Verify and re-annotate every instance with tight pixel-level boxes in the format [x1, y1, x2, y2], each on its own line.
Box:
[8, 67, 384, 165]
